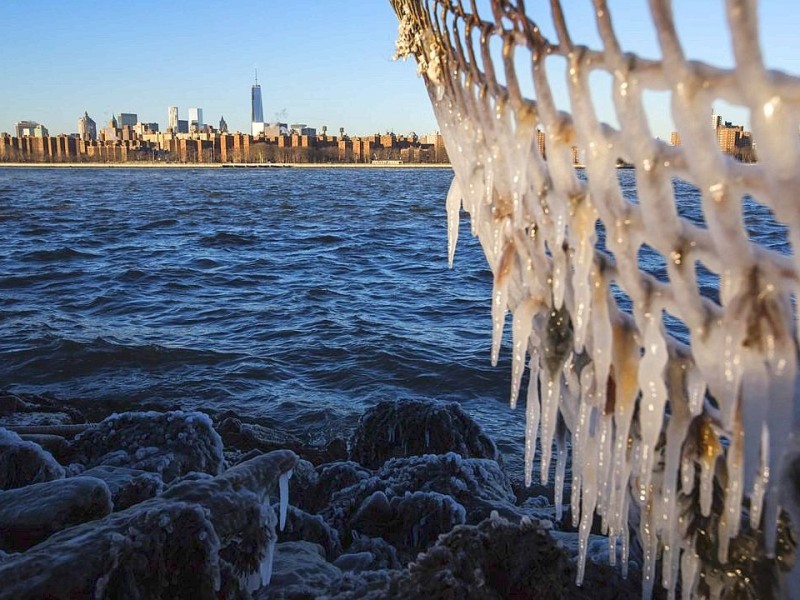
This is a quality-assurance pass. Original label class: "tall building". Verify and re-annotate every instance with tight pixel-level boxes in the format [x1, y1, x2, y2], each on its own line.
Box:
[168, 106, 179, 131]
[711, 111, 721, 130]
[78, 111, 97, 141]
[188, 107, 203, 132]
[15, 120, 47, 138]
[219, 116, 228, 133]
[251, 70, 264, 137]
[118, 113, 137, 127]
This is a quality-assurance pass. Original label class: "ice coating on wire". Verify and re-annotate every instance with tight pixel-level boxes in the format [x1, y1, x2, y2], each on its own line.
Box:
[391, 0, 800, 597]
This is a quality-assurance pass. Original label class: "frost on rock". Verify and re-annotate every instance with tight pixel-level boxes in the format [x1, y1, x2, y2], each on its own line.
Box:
[0, 476, 112, 552]
[0, 427, 65, 490]
[309, 461, 372, 513]
[337, 534, 401, 571]
[80, 466, 164, 510]
[71, 410, 225, 482]
[349, 490, 467, 557]
[350, 399, 500, 469]
[323, 453, 518, 553]
[0, 449, 298, 599]
[278, 505, 343, 560]
[255, 541, 343, 600]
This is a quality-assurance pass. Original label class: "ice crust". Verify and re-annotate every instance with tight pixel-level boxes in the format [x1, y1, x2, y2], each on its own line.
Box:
[390, 0, 800, 596]
[0, 427, 65, 490]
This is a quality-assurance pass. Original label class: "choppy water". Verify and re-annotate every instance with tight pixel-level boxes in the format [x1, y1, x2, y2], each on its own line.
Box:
[0, 167, 789, 477]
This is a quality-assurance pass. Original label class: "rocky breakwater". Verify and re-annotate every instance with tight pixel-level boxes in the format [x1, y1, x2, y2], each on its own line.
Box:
[0, 392, 639, 599]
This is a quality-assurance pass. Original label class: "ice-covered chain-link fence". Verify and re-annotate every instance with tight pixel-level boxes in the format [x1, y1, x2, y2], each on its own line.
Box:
[391, 0, 800, 597]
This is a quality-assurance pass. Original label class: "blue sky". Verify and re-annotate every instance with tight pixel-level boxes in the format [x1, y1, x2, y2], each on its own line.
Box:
[1, 1, 797, 140]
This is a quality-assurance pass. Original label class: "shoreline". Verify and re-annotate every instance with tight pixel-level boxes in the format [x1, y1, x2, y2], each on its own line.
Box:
[0, 162, 453, 170]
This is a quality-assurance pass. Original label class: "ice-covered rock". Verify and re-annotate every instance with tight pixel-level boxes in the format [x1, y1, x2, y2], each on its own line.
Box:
[81, 466, 163, 510]
[278, 505, 342, 560]
[254, 541, 343, 600]
[349, 490, 466, 557]
[216, 413, 346, 466]
[71, 410, 225, 482]
[326, 514, 638, 600]
[350, 399, 500, 469]
[0, 476, 113, 552]
[17, 433, 71, 463]
[344, 533, 401, 570]
[0, 449, 298, 599]
[0, 427, 65, 490]
[309, 461, 372, 513]
[0, 391, 83, 428]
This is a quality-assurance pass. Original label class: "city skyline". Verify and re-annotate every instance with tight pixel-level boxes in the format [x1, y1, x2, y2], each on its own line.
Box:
[1, 1, 798, 140]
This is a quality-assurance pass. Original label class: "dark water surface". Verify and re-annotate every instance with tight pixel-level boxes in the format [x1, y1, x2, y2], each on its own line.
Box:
[0, 167, 788, 477]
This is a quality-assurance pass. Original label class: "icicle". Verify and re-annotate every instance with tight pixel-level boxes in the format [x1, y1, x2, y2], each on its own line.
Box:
[539, 372, 561, 484]
[510, 297, 542, 408]
[636, 310, 669, 501]
[719, 408, 744, 561]
[576, 433, 599, 587]
[686, 364, 706, 417]
[641, 494, 658, 600]
[749, 424, 769, 529]
[571, 364, 595, 527]
[698, 418, 722, 517]
[524, 352, 541, 487]
[279, 468, 293, 531]
[491, 240, 516, 366]
[569, 195, 597, 351]
[552, 242, 568, 310]
[554, 417, 568, 521]
[446, 177, 462, 268]
[681, 545, 700, 600]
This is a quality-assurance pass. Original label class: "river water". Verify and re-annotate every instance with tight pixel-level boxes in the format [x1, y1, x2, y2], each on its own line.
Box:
[0, 167, 788, 478]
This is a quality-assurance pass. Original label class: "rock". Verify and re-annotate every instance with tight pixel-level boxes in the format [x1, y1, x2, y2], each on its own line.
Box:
[0, 391, 84, 428]
[216, 413, 347, 466]
[350, 399, 499, 469]
[0, 476, 113, 552]
[344, 533, 400, 570]
[310, 461, 371, 514]
[81, 466, 163, 510]
[255, 541, 342, 600]
[278, 505, 342, 560]
[0, 449, 299, 599]
[323, 453, 518, 542]
[349, 490, 466, 558]
[17, 433, 71, 463]
[70, 410, 225, 482]
[286, 459, 318, 513]
[0, 427, 64, 490]
[327, 513, 639, 600]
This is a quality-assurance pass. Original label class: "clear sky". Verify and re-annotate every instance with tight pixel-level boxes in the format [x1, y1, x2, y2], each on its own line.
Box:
[1, 1, 797, 140]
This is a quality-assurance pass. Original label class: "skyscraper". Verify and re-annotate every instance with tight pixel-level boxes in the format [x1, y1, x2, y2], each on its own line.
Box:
[118, 113, 137, 127]
[168, 106, 179, 131]
[251, 70, 264, 137]
[219, 116, 228, 133]
[78, 111, 97, 141]
[189, 107, 203, 132]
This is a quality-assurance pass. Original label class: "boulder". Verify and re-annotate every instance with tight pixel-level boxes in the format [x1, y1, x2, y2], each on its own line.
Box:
[350, 399, 499, 469]
[0, 476, 112, 552]
[81, 466, 163, 510]
[0, 427, 64, 490]
[70, 410, 225, 482]
[255, 541, 342, 600]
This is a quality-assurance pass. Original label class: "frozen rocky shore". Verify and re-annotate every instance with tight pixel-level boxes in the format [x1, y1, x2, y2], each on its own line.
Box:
[0, 391, 642, 599]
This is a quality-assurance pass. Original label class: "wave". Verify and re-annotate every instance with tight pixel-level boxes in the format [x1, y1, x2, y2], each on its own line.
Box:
[23, 247, 99, 262]
[199, 231, 258, 247]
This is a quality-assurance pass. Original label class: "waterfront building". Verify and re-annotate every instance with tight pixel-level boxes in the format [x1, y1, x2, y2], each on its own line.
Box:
[251, 71, 265, 137]
[78, 112, 97, 141]
[168, 106, 179, 132]
[188, 108, 203, 133]
[15, 120, 48, 138]
[177, 119, 189, 134]
[118, 113, 137, 128]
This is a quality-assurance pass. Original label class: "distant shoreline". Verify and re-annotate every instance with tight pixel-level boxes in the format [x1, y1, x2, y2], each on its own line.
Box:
[0, 162, 453, 170]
